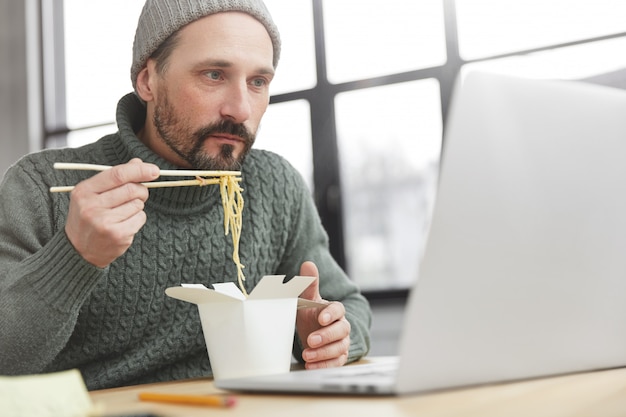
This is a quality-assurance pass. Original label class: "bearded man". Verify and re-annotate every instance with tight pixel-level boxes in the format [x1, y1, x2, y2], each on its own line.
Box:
[0, 0, 371, 390]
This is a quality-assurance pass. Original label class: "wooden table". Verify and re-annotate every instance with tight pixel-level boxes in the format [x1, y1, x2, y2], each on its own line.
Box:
[90, 358, 626, 417]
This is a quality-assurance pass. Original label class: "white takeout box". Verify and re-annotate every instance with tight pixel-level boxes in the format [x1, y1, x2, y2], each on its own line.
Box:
[165, 275, 316, 380]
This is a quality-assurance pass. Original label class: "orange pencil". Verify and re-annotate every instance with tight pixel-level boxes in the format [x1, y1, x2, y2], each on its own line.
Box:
[138, 391, 237, 408]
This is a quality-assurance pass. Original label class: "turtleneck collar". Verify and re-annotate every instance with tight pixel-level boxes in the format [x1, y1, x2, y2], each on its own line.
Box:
[105, 93, 222, 214]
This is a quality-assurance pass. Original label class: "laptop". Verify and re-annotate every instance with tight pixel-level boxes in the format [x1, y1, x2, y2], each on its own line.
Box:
[216, 69, 626, 395]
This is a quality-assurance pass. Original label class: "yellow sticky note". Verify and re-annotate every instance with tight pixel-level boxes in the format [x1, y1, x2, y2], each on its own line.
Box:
[0, 369, 94, 417]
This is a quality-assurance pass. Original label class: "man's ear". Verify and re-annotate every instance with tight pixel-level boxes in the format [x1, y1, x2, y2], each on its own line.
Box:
[135, 62, 156, 102]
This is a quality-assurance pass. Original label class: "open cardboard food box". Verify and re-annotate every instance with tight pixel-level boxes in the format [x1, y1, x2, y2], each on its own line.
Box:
[166, 275, 318, 380]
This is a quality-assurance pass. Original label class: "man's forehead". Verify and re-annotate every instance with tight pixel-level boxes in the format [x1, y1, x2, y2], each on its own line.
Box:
[172, 12, 275, 67]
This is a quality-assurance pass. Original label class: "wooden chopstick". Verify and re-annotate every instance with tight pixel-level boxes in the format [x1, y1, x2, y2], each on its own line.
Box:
[50, 163, 241, 193]
[53, 162, 241, 177]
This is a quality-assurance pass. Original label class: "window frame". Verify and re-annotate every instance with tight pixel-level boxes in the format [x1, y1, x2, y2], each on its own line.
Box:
[40, 0, 626, 299]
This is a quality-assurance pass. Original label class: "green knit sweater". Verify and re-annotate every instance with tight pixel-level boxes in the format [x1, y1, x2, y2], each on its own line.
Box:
[0, 93, 371, 390]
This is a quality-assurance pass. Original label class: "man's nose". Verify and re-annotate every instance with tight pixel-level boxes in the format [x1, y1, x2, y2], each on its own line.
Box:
[219, 81, 252, 123]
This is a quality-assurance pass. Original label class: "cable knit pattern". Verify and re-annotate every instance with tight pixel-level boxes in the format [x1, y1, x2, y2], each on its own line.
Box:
[0, 93, 371, 389]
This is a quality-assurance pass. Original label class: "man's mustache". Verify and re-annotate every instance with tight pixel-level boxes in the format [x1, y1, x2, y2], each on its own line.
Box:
[194, 120, 255, 146]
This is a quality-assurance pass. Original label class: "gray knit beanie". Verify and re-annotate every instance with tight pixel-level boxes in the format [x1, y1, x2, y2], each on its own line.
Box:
[131, 0, 281, 91]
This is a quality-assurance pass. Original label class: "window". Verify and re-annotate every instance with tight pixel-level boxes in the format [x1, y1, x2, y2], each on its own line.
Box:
[63, 0, 144, 130]
[456, 0, 626, 60]
[43, 0, 626, 294]
[256, 100, 314, 190]
[336, 80, 442, 290]
[323, 0, 446, 83]
[265, 0, 317, 95]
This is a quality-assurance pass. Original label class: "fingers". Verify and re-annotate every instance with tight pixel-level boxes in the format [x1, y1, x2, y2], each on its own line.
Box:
[316, 300, 345, 326]
[299, 261, 318, 279]
[298, 261, 322, 302]
[301, 302, 351, 368]
[76, 158, 160, 195]
[297, 261, 352, 369]
[70, 159, 158, 211]
[304, 346, 349, 369]
[76, 198, 147, 241]
[65, 159, 160, 268]
[302, 315, 351, 369]
[307, 314, 351, 349]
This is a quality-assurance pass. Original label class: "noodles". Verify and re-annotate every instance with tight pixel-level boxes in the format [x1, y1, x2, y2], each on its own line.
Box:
[195, 174, 245, 295]
[218, 175, 247, 297]
[50, 163, 248, 295]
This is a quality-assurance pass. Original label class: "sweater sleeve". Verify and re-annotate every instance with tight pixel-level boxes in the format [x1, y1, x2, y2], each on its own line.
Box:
[0, 160, 104, 375]
[277, 164, 372, 363]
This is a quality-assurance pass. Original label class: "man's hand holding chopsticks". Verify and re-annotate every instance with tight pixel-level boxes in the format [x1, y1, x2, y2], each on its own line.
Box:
[64, 158, 160, 268]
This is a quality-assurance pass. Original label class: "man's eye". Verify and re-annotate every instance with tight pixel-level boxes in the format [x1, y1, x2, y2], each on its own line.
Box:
[252, 78, 267, 88]
[206, 71, 221, 80]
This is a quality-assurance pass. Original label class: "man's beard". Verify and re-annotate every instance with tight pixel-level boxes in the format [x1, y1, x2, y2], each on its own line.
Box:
[153, 92, 255, 171]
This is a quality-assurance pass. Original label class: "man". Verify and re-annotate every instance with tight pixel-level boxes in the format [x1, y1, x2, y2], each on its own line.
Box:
[0, 0, 371, 390]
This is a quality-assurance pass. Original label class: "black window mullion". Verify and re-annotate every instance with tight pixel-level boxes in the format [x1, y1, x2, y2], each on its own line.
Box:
[441, 0, 463, 123]
[310, 0, 346, 269]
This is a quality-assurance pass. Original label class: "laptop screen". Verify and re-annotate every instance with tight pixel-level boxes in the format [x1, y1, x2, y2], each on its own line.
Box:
[396, 70, 626, 393]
